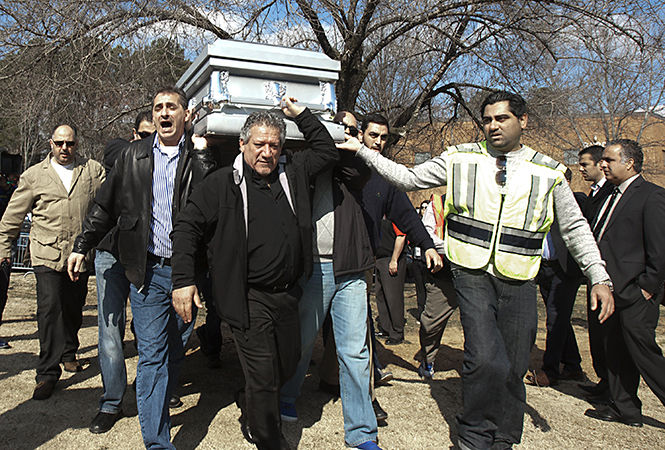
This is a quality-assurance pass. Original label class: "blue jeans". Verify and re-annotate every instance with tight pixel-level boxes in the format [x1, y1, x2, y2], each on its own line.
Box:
[451, 264, 537, 450]
[95, 250, 131, 414]
[280, 262, 377, 447]
[130, 261, 194, 449]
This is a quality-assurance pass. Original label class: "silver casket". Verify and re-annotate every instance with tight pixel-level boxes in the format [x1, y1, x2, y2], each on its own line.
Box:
[177, 40, 345, 152]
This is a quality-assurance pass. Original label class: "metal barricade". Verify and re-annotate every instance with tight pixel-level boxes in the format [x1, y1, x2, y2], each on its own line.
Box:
[11, 217, 32, 271]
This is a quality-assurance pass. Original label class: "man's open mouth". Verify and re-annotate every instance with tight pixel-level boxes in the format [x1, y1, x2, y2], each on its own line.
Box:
[160, 120, 173, 131]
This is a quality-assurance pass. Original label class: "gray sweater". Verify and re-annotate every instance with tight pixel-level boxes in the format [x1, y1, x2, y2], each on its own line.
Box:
[356, 144, 610, 284]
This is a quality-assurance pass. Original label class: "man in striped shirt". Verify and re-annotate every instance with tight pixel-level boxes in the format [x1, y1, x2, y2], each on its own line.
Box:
[68, 86, 215, 449]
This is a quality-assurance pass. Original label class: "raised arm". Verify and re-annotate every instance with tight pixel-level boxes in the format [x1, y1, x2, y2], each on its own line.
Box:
[337, 137, 448, 191]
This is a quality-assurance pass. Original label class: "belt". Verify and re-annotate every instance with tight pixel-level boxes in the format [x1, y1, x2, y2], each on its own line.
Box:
[147, 252, 171, 266]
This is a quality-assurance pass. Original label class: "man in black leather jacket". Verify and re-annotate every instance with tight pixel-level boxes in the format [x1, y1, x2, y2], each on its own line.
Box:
[68, 86, 215, 449]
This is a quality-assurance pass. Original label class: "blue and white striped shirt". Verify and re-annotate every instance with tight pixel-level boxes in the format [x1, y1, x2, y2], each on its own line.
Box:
[147, 135, 183, 258]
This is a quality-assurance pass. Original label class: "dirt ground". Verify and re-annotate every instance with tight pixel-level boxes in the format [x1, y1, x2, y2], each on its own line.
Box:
[1, 273, 665, 449]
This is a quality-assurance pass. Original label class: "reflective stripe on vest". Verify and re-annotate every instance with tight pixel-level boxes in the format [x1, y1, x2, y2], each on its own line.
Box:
[443, 141, 566, 280]
[431, 194, 446, 239]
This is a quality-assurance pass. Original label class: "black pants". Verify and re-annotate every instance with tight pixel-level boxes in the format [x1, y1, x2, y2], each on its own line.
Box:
[605, 296, 665, 420]
[0, 260, 10, 326]
[536, 263, 582, 378]
[231, 287, 301, 450]
[407, 259, 427, 319]
[374, 256, 407, 340]
[587, 285, 608, 381]
[34, 267, 89, 382]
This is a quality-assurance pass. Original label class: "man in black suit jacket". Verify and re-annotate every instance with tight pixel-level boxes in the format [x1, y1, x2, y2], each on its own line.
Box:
[529, 170, 587, 387]
[578, 145, 615, 396]
[585, 139, 665, 427]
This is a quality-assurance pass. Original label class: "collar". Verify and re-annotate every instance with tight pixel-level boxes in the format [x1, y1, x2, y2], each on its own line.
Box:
[616, 173, 640, 194]
[152, 134, 185, 157]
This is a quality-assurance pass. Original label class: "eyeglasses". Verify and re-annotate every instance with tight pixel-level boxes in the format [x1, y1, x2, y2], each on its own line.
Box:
[137, 131, 152, 139]
[52, 140, 76, 147]
[495, 155, 507, 186]
[335, 121, 359, 137]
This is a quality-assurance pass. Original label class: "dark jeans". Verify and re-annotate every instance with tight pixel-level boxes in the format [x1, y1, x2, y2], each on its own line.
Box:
[374, 256, 407, 340]
[231, 287, 301, 450]
[535, 263, 582, 378]
[34, 267, 89, 382]
[451, 265, 537, 449]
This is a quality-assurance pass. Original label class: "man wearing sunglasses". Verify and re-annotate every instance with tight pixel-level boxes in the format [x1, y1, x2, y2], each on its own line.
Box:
[0, 124, 105, 400]
[338, 91, 614, 449]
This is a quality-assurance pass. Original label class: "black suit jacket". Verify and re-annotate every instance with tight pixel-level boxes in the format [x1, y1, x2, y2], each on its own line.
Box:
[583, 180, 614, 224]
[551, 191, 587, 276]
[597, 176, 665, 307]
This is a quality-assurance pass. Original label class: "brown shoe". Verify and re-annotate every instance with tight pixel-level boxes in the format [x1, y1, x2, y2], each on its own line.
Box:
[33, 380, 56, 400]
[63, 360, 83, 373]
[525, 369, 555, 387]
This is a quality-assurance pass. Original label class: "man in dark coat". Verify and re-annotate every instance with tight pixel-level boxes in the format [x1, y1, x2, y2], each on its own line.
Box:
[171, 98, 339, 450]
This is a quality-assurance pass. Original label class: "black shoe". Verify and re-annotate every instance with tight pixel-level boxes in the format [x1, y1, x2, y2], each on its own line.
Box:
[560, 367, 586, 382]
[32, 380, 56, 400]
[375, 329, 389, 338]
[372, 399, 388, 423]
[89, 410, 122, 434]
[374, 369, 394, 387]
[384, 337, 404, 346]
[319, 379, 340, 397]
[584, 406, 642, 427]
[579, 379, 608, 395]
[169, 395, 183, 408]
[235, 390, 255, 444]
[585, 391, 611, 406]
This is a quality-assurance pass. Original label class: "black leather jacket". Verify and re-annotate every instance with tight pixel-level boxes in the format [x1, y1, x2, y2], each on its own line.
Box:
[72, 132, 216, 289]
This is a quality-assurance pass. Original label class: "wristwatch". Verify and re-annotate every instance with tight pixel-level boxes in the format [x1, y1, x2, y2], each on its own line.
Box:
[594, 280, 614, 292]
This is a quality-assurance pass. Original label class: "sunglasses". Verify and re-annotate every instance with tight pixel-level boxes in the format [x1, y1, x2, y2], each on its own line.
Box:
[495, 155, 507, 186]
[335, 121, 359, 137]
[52, 140, 76, 147]
[137, 131, 152, 139]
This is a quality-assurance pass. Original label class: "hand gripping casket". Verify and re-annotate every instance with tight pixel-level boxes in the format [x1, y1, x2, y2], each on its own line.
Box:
[176, 39, 344, 154]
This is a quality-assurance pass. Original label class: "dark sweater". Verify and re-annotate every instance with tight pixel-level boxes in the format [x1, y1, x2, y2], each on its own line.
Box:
[361, 172, 435, 254]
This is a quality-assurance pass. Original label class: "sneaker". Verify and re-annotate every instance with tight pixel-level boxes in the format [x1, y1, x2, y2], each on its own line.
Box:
[354, 441, 383, 450]
[279, 401, 298, 422]
[418, 362, 434, 380]
[0, 338, 10, 349]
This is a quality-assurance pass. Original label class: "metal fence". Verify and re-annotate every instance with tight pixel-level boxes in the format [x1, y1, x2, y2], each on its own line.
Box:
[11, 218, 32, 271]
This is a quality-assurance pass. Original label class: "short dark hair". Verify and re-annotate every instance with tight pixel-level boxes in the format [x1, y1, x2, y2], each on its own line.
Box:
[51, 124, 78, 139]
[578, 145, 604, 164]
[361, 113, 390, 133]
[134, 111, 152, 130]
[564, 168, 573, 182]
[479, 91, 527, 118]
[240, 111, 286, 147]
[153, 86, 188, 110]
[607, 139, 643, 173]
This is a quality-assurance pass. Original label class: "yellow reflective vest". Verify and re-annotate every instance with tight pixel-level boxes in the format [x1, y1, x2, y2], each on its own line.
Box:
[443, 141, 566, 280]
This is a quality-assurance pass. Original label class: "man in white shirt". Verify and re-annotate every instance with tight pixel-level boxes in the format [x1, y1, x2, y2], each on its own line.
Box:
[578, 145, 615, 399]
[0, 124, 105, 400]
[584, 139, 665, 427]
